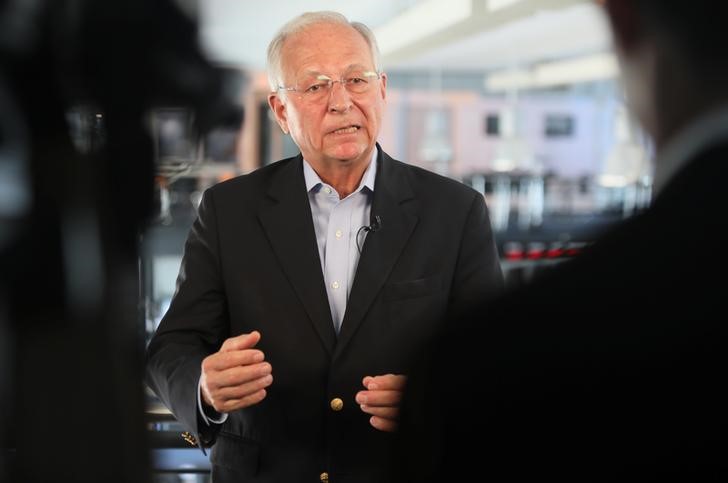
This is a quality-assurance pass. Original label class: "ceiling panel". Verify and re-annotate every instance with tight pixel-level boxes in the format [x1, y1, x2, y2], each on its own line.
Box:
[196, 0, 611, 73]
[387, 3, 611, 72]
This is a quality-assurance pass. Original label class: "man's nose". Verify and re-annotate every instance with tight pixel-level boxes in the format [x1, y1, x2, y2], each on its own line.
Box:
[328, 81, 353, 113]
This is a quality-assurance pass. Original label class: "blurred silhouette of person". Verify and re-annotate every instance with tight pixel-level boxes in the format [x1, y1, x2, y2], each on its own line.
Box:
[397, 1, 728, 481]
[145, 11, 502, 483]
[1, 0, 237, 481]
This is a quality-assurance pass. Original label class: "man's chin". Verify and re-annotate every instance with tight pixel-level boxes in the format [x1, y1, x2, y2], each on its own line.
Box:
[326, 142, 369, 163]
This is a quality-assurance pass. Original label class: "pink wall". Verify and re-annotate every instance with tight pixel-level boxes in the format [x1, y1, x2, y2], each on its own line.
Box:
[379, 90, 618, 180]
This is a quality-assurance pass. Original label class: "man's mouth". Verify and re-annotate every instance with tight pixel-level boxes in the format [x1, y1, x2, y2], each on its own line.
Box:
[330, 125, 360, 135]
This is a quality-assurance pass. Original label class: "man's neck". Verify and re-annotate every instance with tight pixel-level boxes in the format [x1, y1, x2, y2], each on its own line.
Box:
[654, 94, 718, 153]
[653, 100, 728, 196]
[650, 55, 728, 153]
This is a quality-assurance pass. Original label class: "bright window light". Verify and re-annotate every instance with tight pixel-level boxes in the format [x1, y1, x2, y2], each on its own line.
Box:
[486, 52, 618, 91]
[375, 0, 472, 55]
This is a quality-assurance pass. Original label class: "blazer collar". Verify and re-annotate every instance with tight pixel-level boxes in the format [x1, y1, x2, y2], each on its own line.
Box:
[258, 155, 337, 355]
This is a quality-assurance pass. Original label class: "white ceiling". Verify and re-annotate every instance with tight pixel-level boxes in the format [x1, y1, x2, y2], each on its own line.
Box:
[197, 0, 612, 73]
[388, 3, 612, 72]
[198, 0, 415, 69]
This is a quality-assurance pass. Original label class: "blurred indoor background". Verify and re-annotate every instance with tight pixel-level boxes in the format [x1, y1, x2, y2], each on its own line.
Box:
[54, 0, 653, 481]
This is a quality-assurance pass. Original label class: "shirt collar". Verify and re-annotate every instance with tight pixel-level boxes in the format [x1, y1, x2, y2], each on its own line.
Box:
[302, 147, 378, 194]
[654, 103, 728, 196]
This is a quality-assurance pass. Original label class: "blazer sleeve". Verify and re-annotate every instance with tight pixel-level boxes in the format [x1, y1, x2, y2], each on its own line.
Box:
[145, 188, 230, 447]
[448, 192, 504, 315]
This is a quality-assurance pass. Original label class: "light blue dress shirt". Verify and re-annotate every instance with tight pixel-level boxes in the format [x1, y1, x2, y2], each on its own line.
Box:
[303, 149, 377, 334]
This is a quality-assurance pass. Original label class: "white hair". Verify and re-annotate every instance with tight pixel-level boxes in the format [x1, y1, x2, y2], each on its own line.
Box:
[266, 11, 382, 92]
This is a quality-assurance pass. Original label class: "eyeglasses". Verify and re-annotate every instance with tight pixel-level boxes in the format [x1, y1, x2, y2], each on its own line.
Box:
[277, 70, 381, 102]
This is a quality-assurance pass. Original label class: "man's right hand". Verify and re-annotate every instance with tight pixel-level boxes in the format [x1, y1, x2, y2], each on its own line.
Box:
[200, 331, 273, 413]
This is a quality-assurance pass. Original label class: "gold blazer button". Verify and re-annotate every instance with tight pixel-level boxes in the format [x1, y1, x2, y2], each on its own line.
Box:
[330, 398, 344, 411]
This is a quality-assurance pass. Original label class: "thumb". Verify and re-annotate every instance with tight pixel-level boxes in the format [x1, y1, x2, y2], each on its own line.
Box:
[220, 330, 261, 352]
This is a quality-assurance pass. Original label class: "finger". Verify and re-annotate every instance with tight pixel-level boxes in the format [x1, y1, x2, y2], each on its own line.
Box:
[359, 404, 398, 419]
[363, 374, 407, 391]
[369, 416, 398, 432]
[210, 362, 272, 389]
[221, 388, 268, 412]
[203, 349, 265, 372]
[355, 389, 402, 407]
[213, 374, 273, 401]
[220, 331, 261, 352]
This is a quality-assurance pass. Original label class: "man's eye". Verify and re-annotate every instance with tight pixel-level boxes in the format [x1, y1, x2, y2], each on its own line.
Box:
[348, 77, 366, 84]
[306, 83, 326, 93]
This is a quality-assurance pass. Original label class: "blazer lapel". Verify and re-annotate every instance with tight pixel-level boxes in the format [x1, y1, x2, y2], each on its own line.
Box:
[258, 156, 337, 356]
[334, 149, 419, 360]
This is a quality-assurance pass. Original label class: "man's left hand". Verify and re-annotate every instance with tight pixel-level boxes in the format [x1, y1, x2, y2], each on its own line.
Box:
[356, 374, 407, 432]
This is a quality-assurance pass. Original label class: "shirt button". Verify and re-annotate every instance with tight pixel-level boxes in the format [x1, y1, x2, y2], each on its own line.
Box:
[335, 230, 342, 239]
[324, 187, 332, 195]
[331, 281, 340, 290]
[330, 398, 344, 411]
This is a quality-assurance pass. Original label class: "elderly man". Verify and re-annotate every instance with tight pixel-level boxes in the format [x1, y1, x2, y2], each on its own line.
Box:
[146, 11, 502, 483]
[397, 1, 728, 481]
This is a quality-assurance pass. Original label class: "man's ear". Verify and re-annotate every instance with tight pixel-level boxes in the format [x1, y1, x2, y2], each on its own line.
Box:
[603, 0, 644, 53]
[267, 93, 289, 134]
